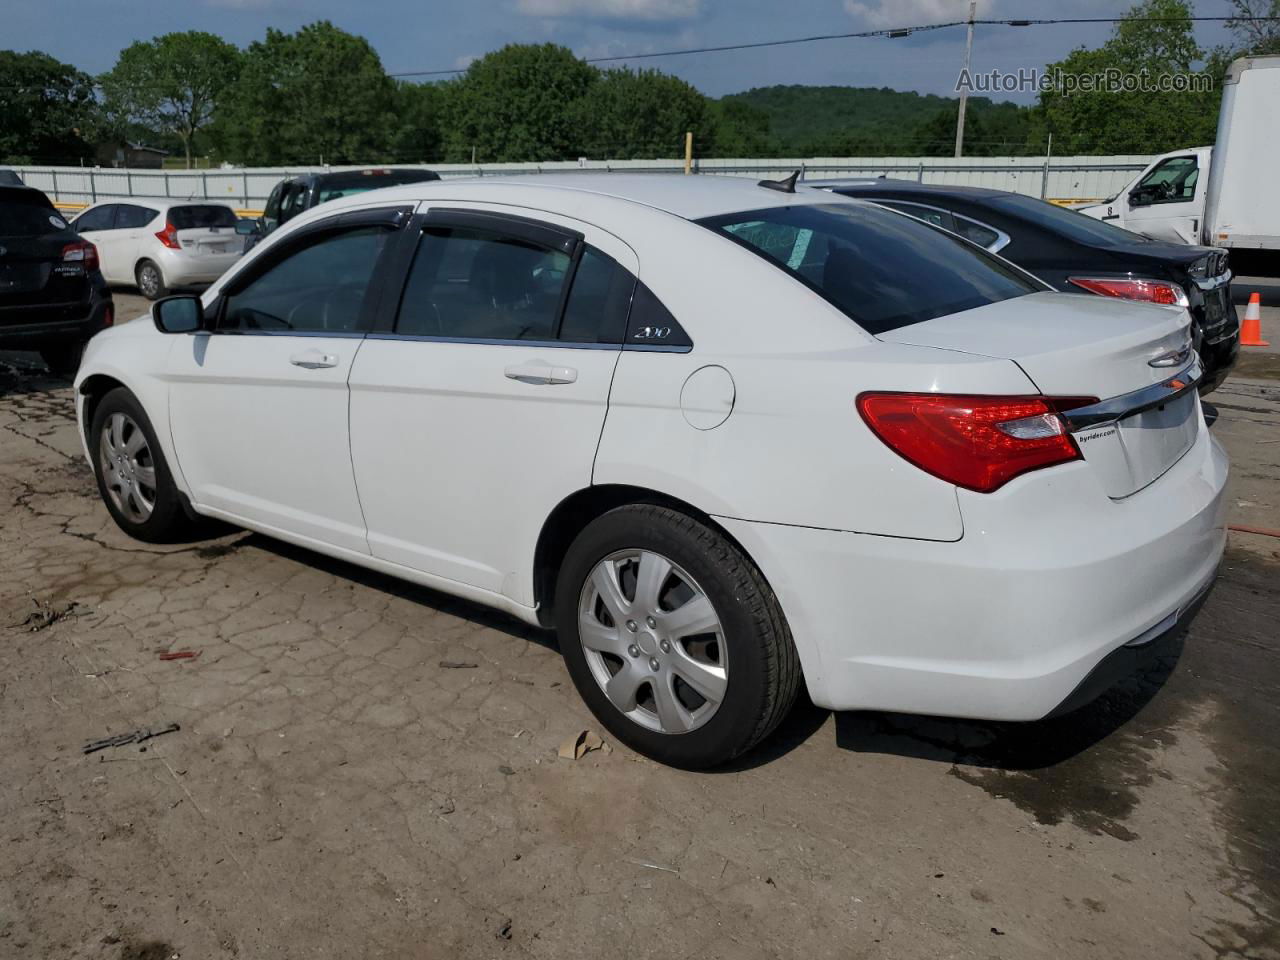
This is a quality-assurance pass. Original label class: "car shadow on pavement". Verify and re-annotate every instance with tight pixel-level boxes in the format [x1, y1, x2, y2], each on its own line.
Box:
[243, 533, 560, 653]
[831, 632, 1186, 771]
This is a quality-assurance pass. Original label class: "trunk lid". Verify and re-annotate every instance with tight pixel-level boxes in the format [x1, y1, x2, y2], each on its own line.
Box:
[878, 290, 1200, 498]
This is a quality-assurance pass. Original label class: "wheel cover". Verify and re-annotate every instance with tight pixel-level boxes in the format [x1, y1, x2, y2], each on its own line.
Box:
[99, 412, 157, 523]
[578, 549, 728, 735]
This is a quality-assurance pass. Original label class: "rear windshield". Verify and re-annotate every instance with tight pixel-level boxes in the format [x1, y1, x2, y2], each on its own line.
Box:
[984, 193, 1150, 248]
[317, 172, 438, 204]
[0, 195, 65, 236]
[699, 202, 1039, 334]
[169, 205, 237, 229]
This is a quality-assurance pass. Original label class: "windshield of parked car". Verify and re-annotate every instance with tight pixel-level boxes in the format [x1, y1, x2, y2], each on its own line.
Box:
[169, 205, 238, 229]
[316, 172, 438, 204]
[698, 202, 1040, 334]
[984, 193, 1151, 248]
[0, 193, 64, 236]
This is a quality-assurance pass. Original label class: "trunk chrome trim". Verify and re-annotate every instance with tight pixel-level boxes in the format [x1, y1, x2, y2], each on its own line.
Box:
[1060, 355, 1203, 430]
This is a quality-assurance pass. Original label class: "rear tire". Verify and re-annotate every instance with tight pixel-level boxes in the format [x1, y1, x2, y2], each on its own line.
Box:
[40, 340, 86, 377]
[555, 504, 801, 769]
[136, 260, 168, 301]
[89, 387, 192, 543]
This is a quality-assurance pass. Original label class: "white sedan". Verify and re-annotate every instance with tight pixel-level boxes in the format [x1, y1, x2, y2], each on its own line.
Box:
[73, 175, 1228, 768]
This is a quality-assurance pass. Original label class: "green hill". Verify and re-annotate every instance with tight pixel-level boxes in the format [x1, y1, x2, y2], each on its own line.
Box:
[716, 85, 1037, 157]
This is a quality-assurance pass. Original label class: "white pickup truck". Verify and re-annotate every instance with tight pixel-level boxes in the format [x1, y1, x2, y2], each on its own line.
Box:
[1078, 55, 1279, 267]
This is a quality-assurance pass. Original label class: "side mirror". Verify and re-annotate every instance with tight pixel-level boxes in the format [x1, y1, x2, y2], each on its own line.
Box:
[152, 295, 204, 334]
[235, 219, 260, 236]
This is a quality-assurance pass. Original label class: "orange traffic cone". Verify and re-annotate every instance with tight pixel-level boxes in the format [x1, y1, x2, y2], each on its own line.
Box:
[1241, 292, 1270, 347]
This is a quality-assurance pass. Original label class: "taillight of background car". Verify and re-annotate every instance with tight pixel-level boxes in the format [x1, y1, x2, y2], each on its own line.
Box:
[61, 240, 99, 274]
[155, 222, 181, 249]
[1067, 276, 1189, 307]
[856, 393, 1097, 493]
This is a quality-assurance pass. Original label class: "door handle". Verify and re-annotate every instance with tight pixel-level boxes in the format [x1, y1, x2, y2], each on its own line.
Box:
[290, 349, 339, 369]
[504, 361, 577, 385]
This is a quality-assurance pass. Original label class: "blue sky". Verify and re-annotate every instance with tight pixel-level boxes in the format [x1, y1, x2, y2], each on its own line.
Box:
[20, 0, 1239, 102]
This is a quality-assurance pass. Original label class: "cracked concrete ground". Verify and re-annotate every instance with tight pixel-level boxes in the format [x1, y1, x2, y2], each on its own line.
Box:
[2, 315, 1279, 958]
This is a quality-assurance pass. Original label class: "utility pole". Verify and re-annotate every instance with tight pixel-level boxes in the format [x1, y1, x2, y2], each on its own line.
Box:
[954, 0, 977, 158]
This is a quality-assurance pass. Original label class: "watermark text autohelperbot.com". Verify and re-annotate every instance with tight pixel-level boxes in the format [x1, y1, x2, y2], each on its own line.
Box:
[957, 67, 1215, 96]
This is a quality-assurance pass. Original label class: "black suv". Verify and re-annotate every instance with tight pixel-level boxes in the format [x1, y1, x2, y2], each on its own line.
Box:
[0, 186, 113, 374]
[813, 179, 1238, 394]
[248, 168, 441, 246]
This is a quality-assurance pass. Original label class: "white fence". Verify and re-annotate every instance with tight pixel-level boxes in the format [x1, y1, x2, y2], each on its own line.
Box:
[8, 155, 1152, 213]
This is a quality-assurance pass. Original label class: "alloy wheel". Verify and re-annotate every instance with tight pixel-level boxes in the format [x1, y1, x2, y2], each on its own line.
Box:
[578, 549, 727, 734]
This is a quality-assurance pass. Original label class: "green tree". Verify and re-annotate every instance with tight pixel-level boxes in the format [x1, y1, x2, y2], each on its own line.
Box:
[389, 81, 448, 163]
[1034, 0, 1222, 154]
[215, 21, 396, 166]
[1226, 0, 1280, 54]
[99, 32, 241, 168]
[708, 99, 775, 157]
[443, 44, 596, 162]
[0, 51, 97, 164]
[573, 68, 713, 159]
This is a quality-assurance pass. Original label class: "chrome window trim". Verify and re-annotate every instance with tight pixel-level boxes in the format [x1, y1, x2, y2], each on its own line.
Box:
[870, 199, 1012, 254]
[1060, 356, 1203, 430]
[365, 332, 622, 350]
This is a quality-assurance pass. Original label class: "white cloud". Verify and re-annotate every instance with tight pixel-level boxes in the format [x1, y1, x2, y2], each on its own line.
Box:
[515, 0, 701, 21]
[843, 0, 994, 30]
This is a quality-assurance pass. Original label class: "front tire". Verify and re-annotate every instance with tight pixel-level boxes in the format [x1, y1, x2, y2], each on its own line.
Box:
[555, 504, 801, 769]
[136, 260, 168, 300]
[89, 387, 192, 543]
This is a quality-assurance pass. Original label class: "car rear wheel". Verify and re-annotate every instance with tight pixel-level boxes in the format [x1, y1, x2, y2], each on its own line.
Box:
[90, 387, 192, 542]
[555, 504, 801, 768]
[136, 260, 168, 300]
[40, 340, 86, 377]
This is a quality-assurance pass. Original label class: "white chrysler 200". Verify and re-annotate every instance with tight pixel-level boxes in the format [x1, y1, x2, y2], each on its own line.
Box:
[74, 174, 1228, 768]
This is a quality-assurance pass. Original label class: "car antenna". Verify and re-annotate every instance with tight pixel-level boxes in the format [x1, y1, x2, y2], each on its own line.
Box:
[758, 170, 801, 194]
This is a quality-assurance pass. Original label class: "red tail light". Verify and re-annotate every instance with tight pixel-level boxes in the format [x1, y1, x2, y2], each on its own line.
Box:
[61, 240, 99, 274]
[155, 221, 181, 249]
[1068, 276, 1188, 307]
[856, 393, 1098, 493]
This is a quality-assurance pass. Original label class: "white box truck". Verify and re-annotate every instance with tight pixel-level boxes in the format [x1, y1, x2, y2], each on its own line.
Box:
[1078, 55, 1280, 268]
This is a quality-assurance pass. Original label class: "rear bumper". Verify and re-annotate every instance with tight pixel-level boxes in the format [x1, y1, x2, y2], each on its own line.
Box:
[717, 421, 1228, 719]
[154, 248, 240, 287]
[0, 294, 112, 348]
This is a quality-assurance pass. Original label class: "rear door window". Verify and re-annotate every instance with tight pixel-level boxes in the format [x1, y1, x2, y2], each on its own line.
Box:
[877, 201, 956, 231]
[699, 203, 1039, 334]
[115, 205, 158, 229]
[396, 226, 571, 341]
[559, 247, 635, 343]
[170, 205, 237, 229]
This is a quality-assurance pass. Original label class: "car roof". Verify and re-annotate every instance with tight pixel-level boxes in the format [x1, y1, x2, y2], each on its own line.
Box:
[297, 173, 848, 223]
[807, 178, 1012, 201]
[80, 198, 237, 212]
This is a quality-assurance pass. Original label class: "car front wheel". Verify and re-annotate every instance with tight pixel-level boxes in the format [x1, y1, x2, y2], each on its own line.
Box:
[556, 504, 801, 769]
[90, 387, 192, 542]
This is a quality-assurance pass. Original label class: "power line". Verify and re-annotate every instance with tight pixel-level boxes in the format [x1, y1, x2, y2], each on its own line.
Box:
[388, 16, 1280, 78]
